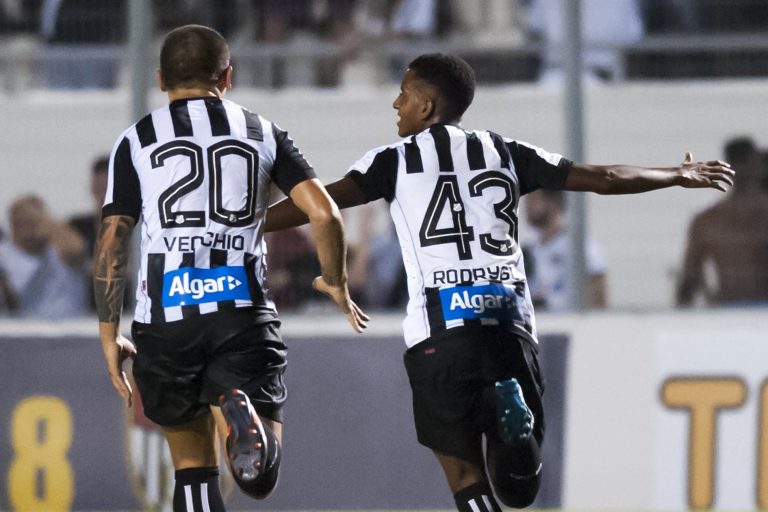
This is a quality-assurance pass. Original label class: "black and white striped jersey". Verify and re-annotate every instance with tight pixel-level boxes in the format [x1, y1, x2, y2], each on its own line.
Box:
[347, 123, 572, 347]
[103, 96, 315, 324]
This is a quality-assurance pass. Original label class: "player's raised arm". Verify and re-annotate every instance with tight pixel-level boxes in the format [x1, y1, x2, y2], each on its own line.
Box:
[265, 176, 367, 232]
[93, 214, 137, 407]
[286, 178, 369, 332]
[565, 152, 734, 194]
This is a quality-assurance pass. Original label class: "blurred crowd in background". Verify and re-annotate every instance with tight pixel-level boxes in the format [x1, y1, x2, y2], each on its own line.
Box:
[1, 0, 767, 319]
[1, 135, 767, 319]
[1, 0, 768, 89]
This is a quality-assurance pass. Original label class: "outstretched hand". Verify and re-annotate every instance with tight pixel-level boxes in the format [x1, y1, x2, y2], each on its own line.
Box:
[679, 152, 734, 192]
[312, 276, 370, 333]
[100, 334, 137, 408]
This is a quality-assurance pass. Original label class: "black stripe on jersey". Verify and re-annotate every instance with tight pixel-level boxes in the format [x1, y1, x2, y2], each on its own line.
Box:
[245, 253, 266, 305]
[170, 101, 193, 137]
[404, 136, 423, 174]
[242, 109, 264, 141]
[425, 287, 446, 335]
[135, 113, 157, 148]
[206, 99, 231, 136]
[430, 125, 454, 173]
[148, 253, 166, 323]
[179, 253, 200, 319]
[210, 249, 236, 311]
[489, 132, 511, 169]
[466, 132, 486, 170]
[103, 137, 142, 222]
[508, 141, 572, 194]
[190, 483, 204, 512]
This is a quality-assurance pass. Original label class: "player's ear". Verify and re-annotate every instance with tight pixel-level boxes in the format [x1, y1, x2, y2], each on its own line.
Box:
[421, 98, 436, 121]
[221, 65, 234, 91]
[156, 69, 166, 92]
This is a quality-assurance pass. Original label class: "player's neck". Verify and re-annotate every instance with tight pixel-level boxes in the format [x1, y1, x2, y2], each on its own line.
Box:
[166, 87, 225, 102]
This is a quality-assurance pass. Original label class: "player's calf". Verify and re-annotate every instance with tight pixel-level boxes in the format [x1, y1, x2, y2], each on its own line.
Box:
[219, 389, 281, 499]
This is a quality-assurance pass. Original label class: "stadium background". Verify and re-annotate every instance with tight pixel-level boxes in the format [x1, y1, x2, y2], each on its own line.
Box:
[0, 1, 767, 510]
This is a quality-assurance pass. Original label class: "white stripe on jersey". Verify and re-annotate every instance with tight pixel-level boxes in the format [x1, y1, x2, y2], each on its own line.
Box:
[349, 125, 569, 347]
[106, 97, 313, 324]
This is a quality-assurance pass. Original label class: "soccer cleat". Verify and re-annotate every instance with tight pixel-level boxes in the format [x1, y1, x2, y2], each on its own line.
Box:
[495, 378, 534, 445]
[219, 389, 267, 482]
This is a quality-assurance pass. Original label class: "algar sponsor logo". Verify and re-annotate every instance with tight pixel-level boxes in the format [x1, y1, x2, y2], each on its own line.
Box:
[439, 284, 517, 321]
[161, 266, 250, 307]
[168, 273, 242, 300]
[448, 289, 514, 315]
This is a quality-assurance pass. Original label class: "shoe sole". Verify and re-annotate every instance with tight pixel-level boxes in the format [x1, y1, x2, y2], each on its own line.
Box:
[219, 389, 267, 482]
[495, 378, 534, 445]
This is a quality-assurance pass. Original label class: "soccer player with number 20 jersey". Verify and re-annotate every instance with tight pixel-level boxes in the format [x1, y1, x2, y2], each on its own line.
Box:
[93, 25, 367, 512]
[266, 53, 734, 510]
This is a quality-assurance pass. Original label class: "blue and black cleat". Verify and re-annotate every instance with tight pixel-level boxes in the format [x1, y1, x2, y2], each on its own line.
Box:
[495, 378, 534, 445]
[219, 389, 267, 482]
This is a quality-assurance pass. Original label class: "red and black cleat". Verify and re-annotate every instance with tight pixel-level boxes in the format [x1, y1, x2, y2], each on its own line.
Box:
[219, 389, 267, 482]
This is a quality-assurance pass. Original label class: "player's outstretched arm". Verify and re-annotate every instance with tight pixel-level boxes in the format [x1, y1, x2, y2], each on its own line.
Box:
[93, 215, 137, 408]
[565, 152, 734, 194]
[265, 177, 368, 232]
[287, 178, 369, 333]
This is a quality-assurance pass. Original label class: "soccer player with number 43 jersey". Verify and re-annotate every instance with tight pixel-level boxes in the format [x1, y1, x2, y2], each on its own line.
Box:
[93, 25, 367, 512]
[266, 53, 734, 510]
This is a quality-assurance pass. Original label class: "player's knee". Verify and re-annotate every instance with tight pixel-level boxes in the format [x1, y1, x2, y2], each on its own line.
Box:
[488, 437, 542, 508]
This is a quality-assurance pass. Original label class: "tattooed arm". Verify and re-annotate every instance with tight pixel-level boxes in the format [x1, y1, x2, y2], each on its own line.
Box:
[93, 215, 137, 407]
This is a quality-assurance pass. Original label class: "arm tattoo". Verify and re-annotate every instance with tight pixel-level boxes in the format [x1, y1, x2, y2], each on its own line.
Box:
[93, 216, 135, 323]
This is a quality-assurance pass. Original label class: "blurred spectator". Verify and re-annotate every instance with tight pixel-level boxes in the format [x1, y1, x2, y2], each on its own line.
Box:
[0, 195, 89, 319]
[348, 204, 407, 310]
[1, 0, 43, 32]
[523, 189, 607, 311]
[0, 227, 17, 316]
[40, 0, 126, 88]
[641, 0, 700, 34]
[676, 137, 768, 306]
[526, 0, 644, 82]
[264, 187, 320, 311]
[255, 0, 357, 42]
[69, 154, 133, 312]
[762, 148, 768, 192]
[69, 154, 108, 255]
[264, 227, 320, 311]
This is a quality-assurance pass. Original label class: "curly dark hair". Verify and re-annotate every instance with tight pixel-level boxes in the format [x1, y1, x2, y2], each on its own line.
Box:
[407, 53, 476, 122]
[160, 25, 230, 90]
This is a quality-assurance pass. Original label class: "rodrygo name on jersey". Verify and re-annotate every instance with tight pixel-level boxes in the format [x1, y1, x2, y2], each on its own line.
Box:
[103, 96, 315, 324]
[346, 124, 571, 347]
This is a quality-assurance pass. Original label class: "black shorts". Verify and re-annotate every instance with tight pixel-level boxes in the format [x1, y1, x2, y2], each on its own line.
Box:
[131, 308, 287, 427]
[403, 326, 545, 460]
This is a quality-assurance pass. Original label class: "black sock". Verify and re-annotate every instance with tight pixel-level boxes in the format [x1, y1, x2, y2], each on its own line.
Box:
[454, 481, 502, 512]
[173, 467, 226, 512]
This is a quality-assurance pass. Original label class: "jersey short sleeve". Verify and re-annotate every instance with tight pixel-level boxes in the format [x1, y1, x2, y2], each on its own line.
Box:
[270, 124, 316, 197]
[103, 135, 142, 222]
[506, 139, 572, 195]
[345, 145, 399, 202]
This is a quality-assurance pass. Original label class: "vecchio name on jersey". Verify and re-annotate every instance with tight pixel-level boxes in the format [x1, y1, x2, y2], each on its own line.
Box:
[163, 232, 245, 252]
[162, 266, 249, 307]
